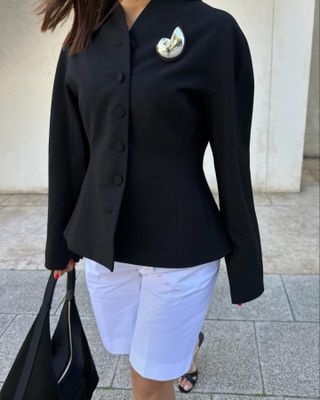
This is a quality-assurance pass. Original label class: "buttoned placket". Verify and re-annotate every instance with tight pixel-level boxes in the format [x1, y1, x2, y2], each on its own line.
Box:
[104, 3, 134, 217]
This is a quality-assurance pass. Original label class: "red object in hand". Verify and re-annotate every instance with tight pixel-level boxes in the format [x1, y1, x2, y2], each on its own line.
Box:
[54, 272, 59, 280]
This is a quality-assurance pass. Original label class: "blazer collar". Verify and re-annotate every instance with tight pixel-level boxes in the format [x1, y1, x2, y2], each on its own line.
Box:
[99, 0, 201, 50]
[112, 0, 200, 37]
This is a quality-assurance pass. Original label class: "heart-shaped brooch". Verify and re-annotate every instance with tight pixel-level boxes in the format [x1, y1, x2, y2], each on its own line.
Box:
[155, 26, 185, 61]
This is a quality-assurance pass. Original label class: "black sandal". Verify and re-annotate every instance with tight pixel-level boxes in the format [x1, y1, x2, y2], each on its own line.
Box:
[177, 331, 204, 393]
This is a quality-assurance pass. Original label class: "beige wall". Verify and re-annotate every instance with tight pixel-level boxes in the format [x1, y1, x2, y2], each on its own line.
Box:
[0, 0, 317, 192]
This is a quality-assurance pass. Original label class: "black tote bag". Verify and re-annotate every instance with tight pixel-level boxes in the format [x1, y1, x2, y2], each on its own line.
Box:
[0, 268, 99, 400]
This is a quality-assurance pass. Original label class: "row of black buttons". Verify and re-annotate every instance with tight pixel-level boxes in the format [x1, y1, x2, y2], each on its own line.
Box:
[112, 59, 126, 188]
[111, 136, 125, 185]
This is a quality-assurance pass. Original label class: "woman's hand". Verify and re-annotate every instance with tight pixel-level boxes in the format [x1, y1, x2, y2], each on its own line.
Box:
[53, 259, 76, 280]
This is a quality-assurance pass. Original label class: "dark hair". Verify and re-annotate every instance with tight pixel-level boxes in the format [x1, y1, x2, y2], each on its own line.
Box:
[34, 0, 119, 55]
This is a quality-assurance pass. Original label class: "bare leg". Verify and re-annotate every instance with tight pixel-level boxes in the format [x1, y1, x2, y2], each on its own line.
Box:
[130, 364, 176, 400]
[176, 335, 200, 391]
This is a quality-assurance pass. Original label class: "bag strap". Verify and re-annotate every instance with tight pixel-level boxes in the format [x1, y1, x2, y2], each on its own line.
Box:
[66, 268, 76, 301]
[13, 269, 76, 400]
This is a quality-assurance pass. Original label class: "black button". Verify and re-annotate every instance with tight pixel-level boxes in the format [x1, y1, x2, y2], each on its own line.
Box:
[114, 141, 125, 152]
[130, 39, 136, 49]
[113, 175, 123, 185]
[115, 72, 125, 82]
[113, 106, 126, 118]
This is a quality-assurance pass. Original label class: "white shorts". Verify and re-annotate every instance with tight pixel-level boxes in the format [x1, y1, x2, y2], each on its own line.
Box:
[84, 257, 221, 381]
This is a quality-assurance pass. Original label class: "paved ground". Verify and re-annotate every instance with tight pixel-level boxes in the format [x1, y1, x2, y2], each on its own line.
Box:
[0, 157, 319, 399]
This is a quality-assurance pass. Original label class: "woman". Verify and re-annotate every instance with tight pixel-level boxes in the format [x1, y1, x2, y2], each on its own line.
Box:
[38, 0, 264, 398]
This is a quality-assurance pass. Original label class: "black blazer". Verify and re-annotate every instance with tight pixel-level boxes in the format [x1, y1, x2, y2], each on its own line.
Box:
[44, 0, 264, 304]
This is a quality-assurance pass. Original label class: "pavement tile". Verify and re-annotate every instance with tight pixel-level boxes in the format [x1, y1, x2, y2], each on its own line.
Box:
[0, 194, 48, 206]
[208, 272, 293, 321]
[92, 389, 132, 400]
[0, 314, 15, 337]
[0, 269, 81, 315]
[268, 186, 319, 207]
[255, 321, 320, 397]
[282, 274, 319, 321]
[252, 192, 273, 206]
[195, 320, 262, 395]
[304, 158, 320, 181]
[0, 206, 47, 269]
[0, 195, 10, 205]
[256, 205, 319, 274]
[92, 392, 320, 399]
[92, 390, 291, 400]
[209, 397, 319, 400]
[302, 166, 319, 187]
[92, 389, 290, 400]
[111, 355, 132, 389]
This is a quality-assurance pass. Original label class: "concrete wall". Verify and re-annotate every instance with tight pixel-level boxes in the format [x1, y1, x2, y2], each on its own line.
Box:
[0, 0, 71, 193]
[0, 0, 317, 192]
[204, 0, 317, 192]
[304, 0, 319, 158]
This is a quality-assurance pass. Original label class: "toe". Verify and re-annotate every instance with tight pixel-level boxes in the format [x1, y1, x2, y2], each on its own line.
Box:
[178, 378, 192, 390]
[183, 381, 192, 390]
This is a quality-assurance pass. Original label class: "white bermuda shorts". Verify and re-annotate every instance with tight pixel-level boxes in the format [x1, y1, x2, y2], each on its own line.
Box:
[84, 257, 221, 381]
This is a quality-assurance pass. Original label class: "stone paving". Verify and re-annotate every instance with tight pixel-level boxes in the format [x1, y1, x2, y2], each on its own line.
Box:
[0, 157, 319, 399]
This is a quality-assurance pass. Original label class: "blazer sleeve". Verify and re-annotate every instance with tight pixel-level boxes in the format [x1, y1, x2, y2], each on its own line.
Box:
[44, 47, 89, 270]
[204, 17, 264, 304]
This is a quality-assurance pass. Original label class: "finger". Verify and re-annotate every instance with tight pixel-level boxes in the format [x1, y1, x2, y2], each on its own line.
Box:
[63, 262, 76, 274]
[66, 262, 76, 271]
[54, 271, 62, 280]
[67, 260, 76, 269]
[54, 261, 75, 279]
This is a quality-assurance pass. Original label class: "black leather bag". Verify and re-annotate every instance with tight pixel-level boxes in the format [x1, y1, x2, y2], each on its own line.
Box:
[0, 268, 99, 400]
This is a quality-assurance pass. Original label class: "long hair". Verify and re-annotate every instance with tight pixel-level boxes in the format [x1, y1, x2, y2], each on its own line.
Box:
[34, 0, 120, 54]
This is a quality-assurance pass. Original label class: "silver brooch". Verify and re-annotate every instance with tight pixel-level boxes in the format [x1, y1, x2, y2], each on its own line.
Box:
[155, 26, 185, 61]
